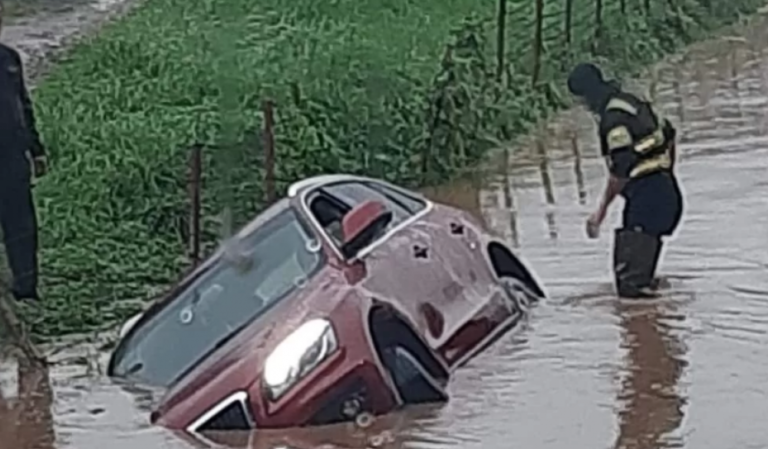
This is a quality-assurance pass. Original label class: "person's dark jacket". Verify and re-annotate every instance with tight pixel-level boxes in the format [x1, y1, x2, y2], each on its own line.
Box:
[0, 43, 45, 179]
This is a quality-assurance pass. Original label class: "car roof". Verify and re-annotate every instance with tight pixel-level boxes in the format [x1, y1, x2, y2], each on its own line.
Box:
[286, 173, 424, 199]
[287, 174, 354, 197]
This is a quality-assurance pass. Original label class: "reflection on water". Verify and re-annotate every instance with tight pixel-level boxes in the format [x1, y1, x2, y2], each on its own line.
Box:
[0, 359, 55, 449]
[569, 129, 588, 206]
[177, 406, 440, 449]
[2, 13, 768, 449]
[613, 299, 688, 449]
[535, 136, 558, 240]
[500, 148, 520, 247]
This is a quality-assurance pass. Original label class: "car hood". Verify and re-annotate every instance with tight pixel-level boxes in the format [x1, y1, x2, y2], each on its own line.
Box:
[154, 266, 355, 423]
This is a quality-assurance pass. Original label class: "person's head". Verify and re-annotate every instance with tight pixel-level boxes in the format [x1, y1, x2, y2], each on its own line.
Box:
[567, 62, 618, 113]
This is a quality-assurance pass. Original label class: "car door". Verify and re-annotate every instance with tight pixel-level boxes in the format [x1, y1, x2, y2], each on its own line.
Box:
[316, 180, 455, 347]
[360, 182, 488, 347]
[425, 205, 498, 310]
[366, 183, 527, 366]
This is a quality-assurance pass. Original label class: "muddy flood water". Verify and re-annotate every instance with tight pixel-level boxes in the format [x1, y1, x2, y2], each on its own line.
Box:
[2, 14, 768, 449]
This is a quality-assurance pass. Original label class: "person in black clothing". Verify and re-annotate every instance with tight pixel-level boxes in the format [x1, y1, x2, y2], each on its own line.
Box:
[567, 63, 683, 298]
[0, 0, 48, 301]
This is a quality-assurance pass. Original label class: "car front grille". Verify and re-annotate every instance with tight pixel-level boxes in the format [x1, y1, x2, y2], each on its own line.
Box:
[197, 397, 252, 431]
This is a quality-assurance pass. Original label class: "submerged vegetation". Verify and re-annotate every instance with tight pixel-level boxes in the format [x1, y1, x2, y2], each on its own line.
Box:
[13, 0, 765, 336]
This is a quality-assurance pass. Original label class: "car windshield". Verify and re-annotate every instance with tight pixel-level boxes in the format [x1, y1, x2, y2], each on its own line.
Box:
[110, 205, 325, 387]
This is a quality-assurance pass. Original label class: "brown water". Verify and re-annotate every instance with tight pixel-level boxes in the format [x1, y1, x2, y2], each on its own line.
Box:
[2, 13, 768, 449]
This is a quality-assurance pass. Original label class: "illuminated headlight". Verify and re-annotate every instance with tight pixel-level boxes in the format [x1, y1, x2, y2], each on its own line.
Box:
[262, 319, 338, 400]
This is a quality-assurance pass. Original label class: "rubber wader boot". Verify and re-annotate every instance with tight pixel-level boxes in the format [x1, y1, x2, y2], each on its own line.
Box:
[613, 228, 662, 298]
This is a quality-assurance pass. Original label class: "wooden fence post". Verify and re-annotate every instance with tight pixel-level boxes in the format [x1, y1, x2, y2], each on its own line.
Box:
[594, 0, 603, 45]
[564, 0, 573, 46]
[496, 0, 507, 81]
[262, 100, 276, 205]
[532, 0, 544, 85]
[570, 130, 587, 204]
[188, 144, 202, 267]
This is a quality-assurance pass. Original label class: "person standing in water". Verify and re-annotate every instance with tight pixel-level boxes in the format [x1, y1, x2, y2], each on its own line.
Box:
[567, 63, 683, 298]
[0, 0, 48, 301]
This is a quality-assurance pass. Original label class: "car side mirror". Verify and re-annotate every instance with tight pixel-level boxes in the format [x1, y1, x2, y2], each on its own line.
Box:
[340, 200, 393, 260]
[118, 312, 144, 339]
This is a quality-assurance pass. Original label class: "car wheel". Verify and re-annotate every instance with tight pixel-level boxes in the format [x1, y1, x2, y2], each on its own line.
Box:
[381, 345, 448, 405]
[499, 275, 537, 313]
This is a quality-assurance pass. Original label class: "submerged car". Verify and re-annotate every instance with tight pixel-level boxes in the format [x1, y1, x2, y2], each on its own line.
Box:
[107, 174, 546, 434]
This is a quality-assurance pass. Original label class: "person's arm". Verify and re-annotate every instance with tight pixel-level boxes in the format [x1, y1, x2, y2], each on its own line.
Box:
[12, 49, 45, 159]
[597, 169, 626, 215]
[597, 122, 634, 214]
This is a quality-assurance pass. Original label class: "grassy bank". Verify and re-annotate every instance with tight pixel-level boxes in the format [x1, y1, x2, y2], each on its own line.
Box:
[20, 0, 765, 336]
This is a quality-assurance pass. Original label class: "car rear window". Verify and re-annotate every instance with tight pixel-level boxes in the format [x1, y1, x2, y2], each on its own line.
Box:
[109, 207, 325, 387]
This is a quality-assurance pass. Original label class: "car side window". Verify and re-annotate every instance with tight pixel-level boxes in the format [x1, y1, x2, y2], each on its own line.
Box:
[364, 182, 427, 215]
[322, 182, 412, 226]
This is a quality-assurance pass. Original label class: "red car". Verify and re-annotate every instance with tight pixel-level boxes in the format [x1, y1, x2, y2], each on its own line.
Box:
[107, 174, 545, 434]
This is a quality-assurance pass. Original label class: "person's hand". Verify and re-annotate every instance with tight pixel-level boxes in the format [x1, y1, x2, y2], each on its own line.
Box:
[26, 153, 48, 182]
[32, 155, 48, 178]
[586, 207, 606, 239]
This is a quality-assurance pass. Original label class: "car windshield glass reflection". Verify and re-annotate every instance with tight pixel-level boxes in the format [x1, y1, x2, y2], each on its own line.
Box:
[111, 208, 324, 387]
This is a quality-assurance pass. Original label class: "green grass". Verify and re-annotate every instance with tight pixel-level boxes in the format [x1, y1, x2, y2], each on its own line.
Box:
[22, 0, 766, 336]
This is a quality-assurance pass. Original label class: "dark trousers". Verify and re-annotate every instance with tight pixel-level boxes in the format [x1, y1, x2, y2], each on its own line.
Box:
[0, 171, 39, 300]
[614, 172, 683, 297]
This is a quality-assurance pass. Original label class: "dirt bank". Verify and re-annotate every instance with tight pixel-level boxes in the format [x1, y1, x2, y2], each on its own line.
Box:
[3, 0, 138, 81]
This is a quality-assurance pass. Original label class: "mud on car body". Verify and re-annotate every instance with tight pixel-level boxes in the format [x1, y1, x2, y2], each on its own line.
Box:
[107, 174, 546, 433]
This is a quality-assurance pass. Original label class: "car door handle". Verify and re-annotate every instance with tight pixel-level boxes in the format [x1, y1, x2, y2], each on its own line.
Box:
[450, 222, 464, 235]
[413, 244, 429, 259]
